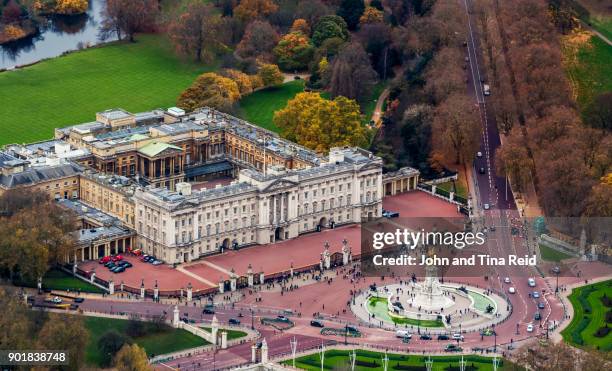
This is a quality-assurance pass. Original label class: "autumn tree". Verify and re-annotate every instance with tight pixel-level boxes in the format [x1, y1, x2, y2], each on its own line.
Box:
[98, 330, 130, 367]
[234, 0, 278, 22]
[312, 14, 349, 46]
[337, 0, 365, 30]
[100, 0, 159, 42]
[168, 2, 224, 62]
[177, 72, 241, 112]
[115, 343, 152, 371]
[357, 22, 393, 78]
[359, 6, 383, 25]
[273, 92, 368, 152]
[585, 174, 612, 217]
[1, 0, 23, 24]
[424, 47, 465, 103]
[221, 69, 254, 95]
[236, 20, 279, 61]
[54, 0, 88, 15]
[0, 287, 34, 351]
[329, 42, 378, 104]
[432, 94, 481, 165]
[495, 128, 533, 192]
[257, 63, 284, 87]
[273, 31, 315, 71]
[37, 314, 88, 370]
[290, 18, 310, 35]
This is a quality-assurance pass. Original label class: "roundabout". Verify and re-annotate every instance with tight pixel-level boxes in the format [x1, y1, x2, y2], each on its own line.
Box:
[352, 265, 511, 333]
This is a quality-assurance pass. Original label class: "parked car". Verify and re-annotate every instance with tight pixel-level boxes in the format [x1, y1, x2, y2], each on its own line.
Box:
[141, 255, 151, 262]
[99, 256, 111, 264]
[105, 262, 116, 269]
[119, 261, 132, 268]
[203, 308, 215, 314]
[445, 344, 462, 352]
[504, 277, 511, 284]
[382, 209, 400, 218]
[528, 278, 536, 287]
[538, 302, 545, 310]
[419, 334, 432, 340]
[52, 296, 62, 304]
[527, 323, 534, 332]
[310, 320, 324, 328]
[396, 330, 411, 339]
[152, 260, 163, 265]
[452, 333, 464, 341]
[74, 298, 85, 303]
[508, 287, 516, 294]
[532, 291, 540, 299]
[111, 266, 125, 273]
[534, 312, 541, 321]
[228, 318, 241, 325]
[277, 315, 290, 322]
[111, 255, 123, 262]
[437, 334, 450, 341]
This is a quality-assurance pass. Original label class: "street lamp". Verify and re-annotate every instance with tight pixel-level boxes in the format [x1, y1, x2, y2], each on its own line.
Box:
[251, 307, 254, 330]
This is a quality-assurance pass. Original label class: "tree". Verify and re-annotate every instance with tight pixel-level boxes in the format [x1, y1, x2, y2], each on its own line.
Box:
[329, 42, 378, 104]
[221, 69, 254, 95]
[100, 0, 159, 42]
[273, 92, 368, 152]
[0, 287, 34, 351]
[586, 175, 612, 217]
[234, 0, 278, 22]
[177, 73, 241, 112]
[312, 15, 349, 46]
[359, 6, 383, 25]
[495, 128, 533, 192]
[114, 343, 152, 371]
[337, 0, 365, 30]
[424, 47, 465, 103]
[257, 63, 284, 87]
[54, 0, 88, 15]
[98, 330, 131, 367]
[290, 18, 310, 35]
[273, 31, 315, 71]
[296, 0, 332, 27]
[168, 3, 224, 62]
[432, 94, 481, 165]
[1, 0, 24, 24]
[37, 314, 88, 371]
[357, 23, 393, 79]
[236, 20, 279, 61]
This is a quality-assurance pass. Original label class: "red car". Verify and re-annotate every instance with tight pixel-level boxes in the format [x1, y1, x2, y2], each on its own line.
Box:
[99, 256, 111, 264]
[111, 255, 123, 262]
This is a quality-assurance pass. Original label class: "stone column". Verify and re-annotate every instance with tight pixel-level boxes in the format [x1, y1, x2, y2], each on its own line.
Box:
[290, 262, 294, 277]
[211, 315, 219, 345]
[140, 279, 145, 300]
[247, 264, 254, 287]
[90, 273, 96, 284]
[153, 280, 159, 301]
[218, 277, 225, 294]
[73, 262, 77, 276]
[120, 280, 124, 292]
[261, 338, 268, 363]
[187, 282, 193, 302]
[259, 272, 265, 285]
[108, 278, 114, 295]
[172, 305, 180, 328]
[251, 343, 257, 363]
[431, 185, 437, 195]
[342, 238, 350, 265]
[230, 270, 237, 292]
[449, 191, 454, 201]
[221, 331, 228, 349]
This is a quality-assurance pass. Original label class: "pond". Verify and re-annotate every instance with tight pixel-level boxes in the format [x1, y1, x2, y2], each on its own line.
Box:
[0, 0, 116, 69]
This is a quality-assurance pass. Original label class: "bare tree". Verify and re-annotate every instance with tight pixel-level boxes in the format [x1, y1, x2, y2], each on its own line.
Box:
[329, 42, 378, 104]
[168, 2, 223, 62]
[99, 0, 159, 42]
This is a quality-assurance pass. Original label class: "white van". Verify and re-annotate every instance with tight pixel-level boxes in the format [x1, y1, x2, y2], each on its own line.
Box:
[483, 84, 491, 96]
[528, 278, 536, 287]
[396, 330, 411, 339]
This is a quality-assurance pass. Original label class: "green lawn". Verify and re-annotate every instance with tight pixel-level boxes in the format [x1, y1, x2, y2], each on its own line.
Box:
[84, 316, 208, 366]
[0, 34, 217, 146]
[367, 297, 445, 327]
[437, 179, 468, 199]
[43, 269, 105, 293]
[283, 349, 519, 371]
[539, 244, 574, 262]
[589, 15, 612, 41]
[561, 279, 612, 351]
[201, 326, 247, 340]
[237, 80, 306, 132]
[564, 35, 612, 111]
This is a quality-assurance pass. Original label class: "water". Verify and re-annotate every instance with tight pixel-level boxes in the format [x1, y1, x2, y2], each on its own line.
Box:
[0, 0, 116, 70]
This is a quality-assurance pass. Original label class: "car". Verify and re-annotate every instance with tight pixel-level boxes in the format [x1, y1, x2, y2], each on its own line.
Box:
[477, 151, 483, 158]
[551, 266, 561, 274]
[479, 167, 486, 174]
[437, 334, 450, 341]
[504, 277, 511, 284]
[534, 312, 541, 321]
[484, 203, 490, 210]
[228, 318, 241, 325]
[382, 209, 400, 218]
[310, 320, 324, 328]
[74, 297, 85, 303]
[141, 255, 151, 262]
[532, 291, 540, 299]
[483, 84, 491, 96]
[346, 325, 359, 334]
[452, 333, 464, 341]
[396, 330, 411, 339]
[105, 262, 116, 269]
[445, 344, 462, 352]
[203, 308, 215, 315]
[528, 278, 536, 287]
[277, 315, 290, 322]
[52, 296, 62, 304]
[111, 266, 125, 273]
[99, 256, 111, 264]
[419, 334, 432, 340]
[538, 302, 545, 310]
[152, 260, 163, 265]
[527, 324, 534, 333]
[119, 261, 132, 268]
[508, 287, 516, 294]
[111, 255, 123, 262]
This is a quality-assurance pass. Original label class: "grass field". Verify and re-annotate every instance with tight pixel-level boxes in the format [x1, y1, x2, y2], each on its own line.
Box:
[283, 349, 518, 371]
[563, 34, 612, 111]
[0, 34, 216, 146]
[237, 80, 306, 132]
[84, 316, 208, 365]
[14, 268, 104, 293]
[201, 326, 247, 340]
[367, 297, 445, 327]
[561, 279, 612, 351]
[539, 245, 574, 262]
